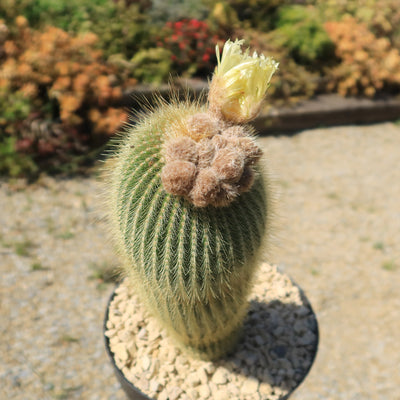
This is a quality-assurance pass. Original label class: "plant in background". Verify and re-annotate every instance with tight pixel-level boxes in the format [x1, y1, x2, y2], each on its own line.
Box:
[271, 4, 335, 67]
[314, 0, 400, 48]
[148, 0, 209, 26]
[104, 39, 278, 359]
[325, 16, 400, 97]
[0, 16, 131, 177]
[0, 0, 156, 68]
[130, 47, 172, 85]
[159, 18, 222, 77]
[220, 0, 286, 31]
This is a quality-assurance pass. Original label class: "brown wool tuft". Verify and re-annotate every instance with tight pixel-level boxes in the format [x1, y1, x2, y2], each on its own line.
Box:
[164, 136, 199, 164]
[215, 182, 240, 207]
[222, 125, 247, 138]
[189, 168, 221, 207]
[211, 134, 230, 150]
[236, 137, 263, 163]
[161, 160, 197, 196]
[197, 139, 216, 168]
[212, 147, 245, 182]
[236, 166, 255, 193]
[185, 112, 220, 141]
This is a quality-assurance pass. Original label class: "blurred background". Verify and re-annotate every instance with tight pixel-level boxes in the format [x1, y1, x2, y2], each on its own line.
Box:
[1, 0, 400, 179]
[1, 2, 400, 400]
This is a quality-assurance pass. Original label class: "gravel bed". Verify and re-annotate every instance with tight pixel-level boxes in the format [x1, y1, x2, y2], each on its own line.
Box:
[105, 263, 318, 400]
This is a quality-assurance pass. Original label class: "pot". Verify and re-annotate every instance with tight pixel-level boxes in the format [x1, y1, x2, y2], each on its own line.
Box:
[104, 264, 319, 400]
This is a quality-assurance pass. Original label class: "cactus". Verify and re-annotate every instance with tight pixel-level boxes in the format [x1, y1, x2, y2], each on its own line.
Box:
[104, 39, 278, 360]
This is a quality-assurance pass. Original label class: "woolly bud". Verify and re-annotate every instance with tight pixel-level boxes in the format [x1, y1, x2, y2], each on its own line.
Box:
[222, 125, 248, 137]
[211, 134, 230, 150]
[236, 166, 255, 193]
[197, 139, 216, 168]
[185, 112, 220, 141]
[164, 136, 198, 164]
[189, 168, 220, 207]
[161, 160, 197, 196]
[237, 137, 263, 163]
[213, 147, 245, 182]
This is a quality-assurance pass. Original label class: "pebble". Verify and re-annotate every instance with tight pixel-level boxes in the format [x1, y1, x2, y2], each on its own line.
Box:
[149, 379, 162, 393]
[186, 372, 201, 387]
[137, 328, 148, 340]
[241, 377, 260, 395]
[214, 389, 230, 400]
[142, 355, 151, 371]
[113, 342, 128, 361]
[211, 367, 229, 385]
[167, 386, 183, 400]
[198, 384, 211, 398]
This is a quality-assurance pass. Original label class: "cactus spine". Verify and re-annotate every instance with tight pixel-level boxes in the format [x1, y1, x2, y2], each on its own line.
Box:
[104, 39, 278, 360]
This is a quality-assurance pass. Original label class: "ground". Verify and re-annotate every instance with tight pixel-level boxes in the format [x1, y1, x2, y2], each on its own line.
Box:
[1, 122, 399, 400]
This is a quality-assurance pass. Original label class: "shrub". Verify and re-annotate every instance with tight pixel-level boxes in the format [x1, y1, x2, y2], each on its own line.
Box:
[314, 0, 400, 47]
[271, 5, 335, 67]
[130, 48, 173, 84]
[222, 0, 287, 31]
[0, 0, 156, 61]
[159, 19, 222, 77]
[324, 16, 400, 96]
[0, 17, 131, 177]
[148, 0, 209, 26]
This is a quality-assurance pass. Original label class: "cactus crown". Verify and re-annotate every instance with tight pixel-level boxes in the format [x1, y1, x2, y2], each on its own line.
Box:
[104, 39, 277, 359]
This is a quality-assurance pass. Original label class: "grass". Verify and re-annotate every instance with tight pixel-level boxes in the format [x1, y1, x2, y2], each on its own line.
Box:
[14, 238, 36, 257]
[45, 216, 56, 234]
[55, 231, 75, 240]
[53, 385, 83, 400]
[373, 241, 385, 251]
[31, 261, 49, 271]
[326, 192, 340, 200]
[59, 334, 79, 344]
[382, 260, 397, 271]
[88, 261, 119, 290]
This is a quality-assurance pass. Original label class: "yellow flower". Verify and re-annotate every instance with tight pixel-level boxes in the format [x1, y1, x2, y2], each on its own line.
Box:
[209, 39, 278, 123]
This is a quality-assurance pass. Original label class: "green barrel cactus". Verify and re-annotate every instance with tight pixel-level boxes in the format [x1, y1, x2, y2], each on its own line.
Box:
[104, 39, 278, 360]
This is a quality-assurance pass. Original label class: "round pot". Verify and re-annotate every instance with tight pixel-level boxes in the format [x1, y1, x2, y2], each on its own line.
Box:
[104, 264, 319, 400]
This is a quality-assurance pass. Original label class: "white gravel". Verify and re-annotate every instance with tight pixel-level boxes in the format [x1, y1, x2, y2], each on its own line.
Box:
[105, 263, 318, 400]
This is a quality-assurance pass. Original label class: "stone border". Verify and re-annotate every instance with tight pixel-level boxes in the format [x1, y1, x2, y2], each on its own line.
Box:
[116, 80, 400, 135]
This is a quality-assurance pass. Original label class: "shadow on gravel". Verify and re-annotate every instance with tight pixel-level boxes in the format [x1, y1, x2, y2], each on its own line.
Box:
[220, 297, 319, 396]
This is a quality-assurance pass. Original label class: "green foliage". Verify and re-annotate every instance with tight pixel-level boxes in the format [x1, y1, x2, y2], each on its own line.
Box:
[130, 48, 172, 84]
[85, 1, 156, 60]
[0, 136, 38, 178]
[148, 0, 209, 26]
[0, 87, 31, 125]
[272, 5, 335, 66]
[0, 0, 155, 60]
[0, 0, 109, 29]
[0, 88, 37, 177]
[221, 0, 286, 31]
[105, 101, 268, 359]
